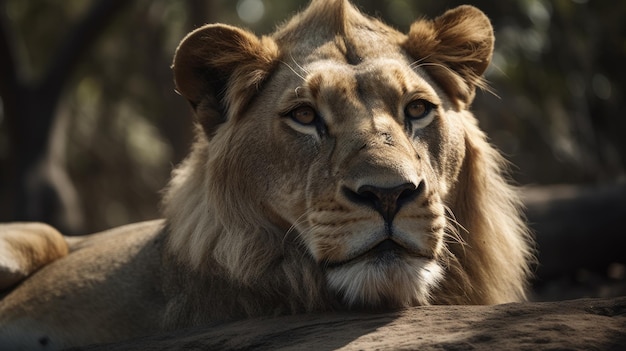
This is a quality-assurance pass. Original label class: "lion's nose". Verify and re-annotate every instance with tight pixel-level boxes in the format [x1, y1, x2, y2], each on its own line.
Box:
[343, 182, 424, 222]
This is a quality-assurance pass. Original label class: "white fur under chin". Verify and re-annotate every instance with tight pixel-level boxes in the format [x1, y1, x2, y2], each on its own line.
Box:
[325, 257, 443, 308]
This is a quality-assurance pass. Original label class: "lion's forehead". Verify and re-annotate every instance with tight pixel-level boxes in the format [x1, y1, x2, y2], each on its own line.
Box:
[304, 57, 412, 84]
[292, 58, 440, 124]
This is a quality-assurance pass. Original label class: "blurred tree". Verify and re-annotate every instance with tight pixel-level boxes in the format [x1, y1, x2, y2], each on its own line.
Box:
[0, 0, 209, 233]
[0, 0, 129, 233]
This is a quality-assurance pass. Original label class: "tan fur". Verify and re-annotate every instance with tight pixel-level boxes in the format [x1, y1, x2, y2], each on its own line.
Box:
[0, 223, 68, 291]
[0, 1, 533, 349]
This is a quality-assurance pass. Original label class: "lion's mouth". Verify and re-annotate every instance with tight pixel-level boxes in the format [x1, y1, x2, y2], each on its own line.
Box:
[325, 239, 433, 269]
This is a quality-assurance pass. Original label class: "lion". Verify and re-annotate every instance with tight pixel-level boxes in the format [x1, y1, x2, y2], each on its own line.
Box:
[0, 0, 534, 349]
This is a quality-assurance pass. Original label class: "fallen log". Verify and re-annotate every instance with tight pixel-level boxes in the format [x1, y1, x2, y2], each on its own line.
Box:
[74, 296, 626, 351]
[524, 182, 626, 281]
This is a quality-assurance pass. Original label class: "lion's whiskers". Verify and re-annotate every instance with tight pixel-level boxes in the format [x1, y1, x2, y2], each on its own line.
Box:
[279, 55, 308, 82]
[409, 60, 497, 97]
[282, 211, 312, 248]
[443, 206, 468, 243]
[314, 220, 351, 269]
[408, 54, 434, 69]
[442, 206, 468, 255]
[290, 54, 310, 75]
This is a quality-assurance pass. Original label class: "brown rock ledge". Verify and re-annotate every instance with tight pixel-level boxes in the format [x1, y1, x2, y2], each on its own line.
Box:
[74, 296, 626, 351]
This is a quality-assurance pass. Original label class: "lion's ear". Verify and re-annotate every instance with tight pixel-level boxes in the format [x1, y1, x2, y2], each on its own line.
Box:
[403, 5, 494, 106]
[172, 24, 279, 137]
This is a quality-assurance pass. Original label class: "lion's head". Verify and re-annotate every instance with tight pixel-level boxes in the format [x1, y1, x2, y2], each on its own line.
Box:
[163, 0, 533, 312]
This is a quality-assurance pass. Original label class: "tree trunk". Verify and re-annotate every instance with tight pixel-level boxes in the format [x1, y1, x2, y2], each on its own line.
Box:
[0, 0, 129, 233]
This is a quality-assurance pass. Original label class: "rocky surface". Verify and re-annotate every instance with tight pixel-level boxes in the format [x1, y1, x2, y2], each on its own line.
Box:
[76, 296, 626, 351]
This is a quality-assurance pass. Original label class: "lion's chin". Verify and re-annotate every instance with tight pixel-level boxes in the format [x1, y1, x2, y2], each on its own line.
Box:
[325, 253, 443, 309]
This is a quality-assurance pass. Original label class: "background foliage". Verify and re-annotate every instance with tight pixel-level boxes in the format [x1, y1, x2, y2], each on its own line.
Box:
[0, 0, 624, 237]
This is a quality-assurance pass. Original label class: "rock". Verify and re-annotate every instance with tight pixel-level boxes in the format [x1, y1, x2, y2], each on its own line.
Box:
[75, 296, 626, 350]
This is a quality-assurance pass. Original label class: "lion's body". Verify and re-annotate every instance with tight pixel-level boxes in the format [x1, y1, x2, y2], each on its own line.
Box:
[0, 221, 165, 348]
[0, 0, 533, 349]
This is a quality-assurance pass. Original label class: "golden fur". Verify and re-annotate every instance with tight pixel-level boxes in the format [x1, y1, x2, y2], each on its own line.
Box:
[0, 1, 533, 348]
[0, 223, 68, 292]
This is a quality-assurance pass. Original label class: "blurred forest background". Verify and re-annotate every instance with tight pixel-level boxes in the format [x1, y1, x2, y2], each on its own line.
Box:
[0, 0, 624, 300]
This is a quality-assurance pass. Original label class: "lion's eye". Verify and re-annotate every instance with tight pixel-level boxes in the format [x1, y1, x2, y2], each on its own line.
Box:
[404, 99, 433, 120]
[289, 105, 317, 125]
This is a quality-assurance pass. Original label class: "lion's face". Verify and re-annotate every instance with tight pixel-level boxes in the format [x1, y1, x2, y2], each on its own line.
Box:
[234, 55, 468, 306]
[169, 0, 531, 310]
